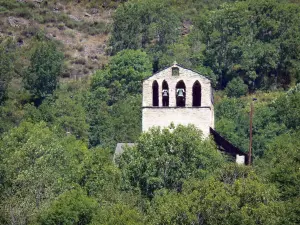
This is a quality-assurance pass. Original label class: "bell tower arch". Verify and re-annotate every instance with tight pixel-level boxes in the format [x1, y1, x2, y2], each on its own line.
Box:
[142, 63, 214, 138]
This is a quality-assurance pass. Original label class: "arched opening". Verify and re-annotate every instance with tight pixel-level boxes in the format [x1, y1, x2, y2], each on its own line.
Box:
[162, 80, 169, 107]
[176, 80, 186, 107]
[152, 80, 159, 106]
[192, 81, 201, 106]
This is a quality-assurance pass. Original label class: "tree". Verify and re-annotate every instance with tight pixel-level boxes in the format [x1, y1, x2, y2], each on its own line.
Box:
[149, 166, 283, 225]
[81, 147, 121, 202]
[91, 203, 145, 225]
[88, 94, 142, 148]
[215, 96, 287, 158]
[0, 40, 15, 103]
[225, 77, 248, 97]
[109, 0, 180, 55]
[258, 132, 300, 200]
[273, 84, 300, 130]
[257, 132, 300, 224]
[198, 0, 300, 90]
[36, 188, 98, 225]
[25, 86, 89, 141]
[88, 49, 151, 147]
[117, 124, 225, 198]
[0, 122, 87, 224]
[91, 49, 152, 104]
[24, 41, 63, 100]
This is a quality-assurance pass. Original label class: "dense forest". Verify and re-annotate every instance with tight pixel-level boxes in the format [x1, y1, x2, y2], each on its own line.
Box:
[0, 0, 300, 224]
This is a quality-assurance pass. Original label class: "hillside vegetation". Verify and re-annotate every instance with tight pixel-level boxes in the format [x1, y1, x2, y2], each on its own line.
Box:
[0, 0, 300, 224]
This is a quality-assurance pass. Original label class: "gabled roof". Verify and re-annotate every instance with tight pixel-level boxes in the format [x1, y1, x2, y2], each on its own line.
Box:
[210, 128, 248, 164]
[113, 143, 136, 162]
[143, 63, 213, 82]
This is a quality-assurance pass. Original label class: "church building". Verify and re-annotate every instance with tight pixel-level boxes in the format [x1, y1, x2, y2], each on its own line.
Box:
[142, 62, 214, 137]
[115, 62, 247, 165]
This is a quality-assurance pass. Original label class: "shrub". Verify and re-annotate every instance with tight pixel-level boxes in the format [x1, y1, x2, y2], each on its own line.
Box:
[225, 77, 248, 98]
[24, 41, 64, 99]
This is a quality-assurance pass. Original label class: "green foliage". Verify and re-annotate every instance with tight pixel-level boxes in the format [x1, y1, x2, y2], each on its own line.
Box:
[0, 39, 15, 103]
[25, 86, 89, 141]
[149, 169, 283, 225]
[109, 0, 180, 54]
[0, 122, 88, 224]
[215, 96, 287, 158]
[225, 77, 248, 97]
[257, 132, 300, 224]
[37, 188, 98, 225]
[0, 98, 24, 136]
[88, 93, 142, 148]
[24, 41, 63, 99]
[81, 147, 121, 202]
[258, 132, 300, 200]
[198, 0, 300, 89]
[91, 49, 152, 104]
[273, 85, 300, 130]
[88, 49, 150, 147]
[92, 203, 145, 225]
[1, 0, 300, 224]
[117, 124, 225, 198]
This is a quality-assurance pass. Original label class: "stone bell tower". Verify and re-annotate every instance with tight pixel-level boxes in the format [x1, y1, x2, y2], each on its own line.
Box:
[142, 62, 214, 137]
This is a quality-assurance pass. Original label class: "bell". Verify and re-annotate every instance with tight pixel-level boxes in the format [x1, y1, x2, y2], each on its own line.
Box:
[177, 89, 184, 97]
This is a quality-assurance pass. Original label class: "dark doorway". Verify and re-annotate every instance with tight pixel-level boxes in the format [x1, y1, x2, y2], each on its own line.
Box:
[152, 80, 159, 106]
[192, 81, 201, 106]
[176, 80, 186, 107]
[162, 80, 169, 106]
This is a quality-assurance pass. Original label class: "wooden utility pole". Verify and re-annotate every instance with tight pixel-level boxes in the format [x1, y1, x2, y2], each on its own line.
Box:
[248, 98, 257, 166]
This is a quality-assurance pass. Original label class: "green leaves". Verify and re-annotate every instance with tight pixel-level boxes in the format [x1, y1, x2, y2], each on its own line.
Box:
[24, 41, 63, 100]
[0, 39, 15, 103]
[88, 49, 150, 147]
[110, 0, 180, 55]
[225, 77, 248, 97]
[117, 125, 225, 198]
[199, 0, 300, 89]
[37, 188, 98, 225]
[0, 122, 87, 224]
[149, 171, 283, 225]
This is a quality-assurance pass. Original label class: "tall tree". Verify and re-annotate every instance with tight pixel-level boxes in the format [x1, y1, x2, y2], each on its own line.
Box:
[198, 0, 300, 89]
[109, 0, 180, 55]
[0, 122, 87, 224]
[24, 41, 63, 100]
[0, 40, 15, 103]
[117, 124, 225, 198]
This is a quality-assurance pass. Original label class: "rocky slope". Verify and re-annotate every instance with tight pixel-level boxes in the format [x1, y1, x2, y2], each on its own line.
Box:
[0, 0, 115, 79]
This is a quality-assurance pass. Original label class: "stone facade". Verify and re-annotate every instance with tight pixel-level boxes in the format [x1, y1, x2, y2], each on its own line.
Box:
[142, 63, 214, 137]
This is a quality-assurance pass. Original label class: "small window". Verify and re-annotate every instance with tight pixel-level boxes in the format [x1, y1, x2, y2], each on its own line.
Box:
[172, 67, 179, 76]
[162, 80, 169, 107]
[176, 80, 186, 107]
[152, 81, 159, 106]
[192, 81, 201, 107]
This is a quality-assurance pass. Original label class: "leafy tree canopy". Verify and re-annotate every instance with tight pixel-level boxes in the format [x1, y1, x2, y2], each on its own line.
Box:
[0, 121, 88, 224]
[109, 0, 181, 55]
[117, 124, 225, 198]
[24, 41, 64, 100]
[197, 0, 300, 89]
[0, 39, 16, 103]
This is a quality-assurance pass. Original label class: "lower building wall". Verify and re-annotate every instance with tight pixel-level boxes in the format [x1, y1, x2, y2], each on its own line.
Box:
[142, 107, 213, 138]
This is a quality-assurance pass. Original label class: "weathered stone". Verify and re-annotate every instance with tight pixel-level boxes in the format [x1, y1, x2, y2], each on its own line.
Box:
[7, 17, 29, 27]
[142, 63, 214, 138]
[69, 15, 81, 22]
[90, 8, 99, 14]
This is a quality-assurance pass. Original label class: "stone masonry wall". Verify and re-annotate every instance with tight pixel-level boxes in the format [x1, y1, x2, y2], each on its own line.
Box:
[142, 64, 214, 137]
[142, 65, 213, 107]
[142, 107, 213, 137]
